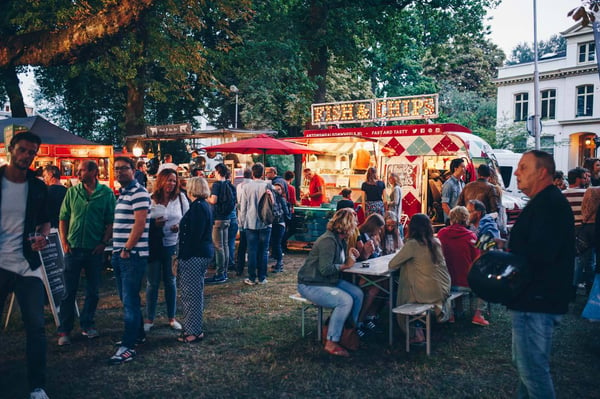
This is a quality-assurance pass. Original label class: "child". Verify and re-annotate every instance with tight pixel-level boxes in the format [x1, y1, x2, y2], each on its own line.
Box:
[383, 211, 402, 255]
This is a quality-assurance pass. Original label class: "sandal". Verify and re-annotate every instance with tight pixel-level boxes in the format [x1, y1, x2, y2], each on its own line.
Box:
[177, 332, 205, 343]
[324, 344, 350, 357]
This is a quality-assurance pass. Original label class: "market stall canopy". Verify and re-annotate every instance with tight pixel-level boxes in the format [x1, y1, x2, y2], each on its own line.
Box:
[201, 134, 321, 164]
[127, 128, 278, 142]
[0, 116, 96, 145]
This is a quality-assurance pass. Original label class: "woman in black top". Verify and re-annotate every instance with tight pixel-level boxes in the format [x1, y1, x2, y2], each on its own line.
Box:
[176, 177, 214, 343]
[361, 167, 386, 217]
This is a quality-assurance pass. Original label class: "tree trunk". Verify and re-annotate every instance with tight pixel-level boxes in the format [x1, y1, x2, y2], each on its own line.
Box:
[124, 80, 145, 138]
[1, 66, 26, 117]
[0, 0, 154, 68]
[306, 1, 329, 105]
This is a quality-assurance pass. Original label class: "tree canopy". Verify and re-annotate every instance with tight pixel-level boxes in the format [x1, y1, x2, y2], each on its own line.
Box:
[2, 0, 504, 145]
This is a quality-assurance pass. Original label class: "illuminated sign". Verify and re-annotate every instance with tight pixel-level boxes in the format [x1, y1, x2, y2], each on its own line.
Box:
[311, 94, 438, 126]
[146, 123, 192, 137]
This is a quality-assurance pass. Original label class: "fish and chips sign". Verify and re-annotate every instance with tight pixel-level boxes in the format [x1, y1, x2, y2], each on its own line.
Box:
[311, 94, 438, 126]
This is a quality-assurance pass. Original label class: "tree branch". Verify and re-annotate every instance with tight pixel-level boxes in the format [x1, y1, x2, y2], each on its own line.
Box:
[0, 0, 155, 68]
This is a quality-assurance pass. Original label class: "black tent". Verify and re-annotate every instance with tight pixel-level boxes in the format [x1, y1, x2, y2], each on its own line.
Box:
[0, 116, 95, 145]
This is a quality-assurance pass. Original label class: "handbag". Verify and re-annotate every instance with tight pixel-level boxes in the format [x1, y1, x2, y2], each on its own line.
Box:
[467, 250, 532, 305]
[321, 320, 360, 351]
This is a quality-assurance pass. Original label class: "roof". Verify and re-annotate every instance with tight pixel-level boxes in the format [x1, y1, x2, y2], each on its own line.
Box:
[0, 116, 95, 145]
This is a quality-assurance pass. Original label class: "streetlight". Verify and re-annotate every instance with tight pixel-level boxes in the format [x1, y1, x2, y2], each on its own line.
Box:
[230, 85, 239, 129]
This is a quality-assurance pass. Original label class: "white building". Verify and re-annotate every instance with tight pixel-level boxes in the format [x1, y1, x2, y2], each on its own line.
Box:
[0, 101, 35, 119]
[495, 24, 600, 172]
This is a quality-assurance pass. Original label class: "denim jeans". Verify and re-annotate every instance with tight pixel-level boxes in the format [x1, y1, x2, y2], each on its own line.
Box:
[298, 280, 364, 342]
[270, 223, 285, 267]
[212, 219, 230, 276]
[511, 310, 562, 399]
[237, 229, 247, 275]
[0, 269, 46, 390]
[228, 215, 238, 270]
[246, 227, 271, 282]
[112, 252, 147, 349]
[574, 248, 595, 286]
[146, 245, 177, 321]
[58, 249, 103, 333]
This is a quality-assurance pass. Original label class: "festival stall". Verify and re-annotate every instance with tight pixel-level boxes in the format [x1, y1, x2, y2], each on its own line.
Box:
[0, 116, 114, 187]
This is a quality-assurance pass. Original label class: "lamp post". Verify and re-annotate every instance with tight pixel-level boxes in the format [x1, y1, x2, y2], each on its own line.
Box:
[230, 85, 239, 129]
[532, 0, 541, 150]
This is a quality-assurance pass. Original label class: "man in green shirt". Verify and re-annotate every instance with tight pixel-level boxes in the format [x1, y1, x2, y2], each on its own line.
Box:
[57, 160, 116, 345]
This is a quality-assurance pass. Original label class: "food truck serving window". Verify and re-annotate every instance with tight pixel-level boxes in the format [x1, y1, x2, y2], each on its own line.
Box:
[60, 158, 110, 180]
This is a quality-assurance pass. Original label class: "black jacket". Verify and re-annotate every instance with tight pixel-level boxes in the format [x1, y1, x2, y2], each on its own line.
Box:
[178, 198, 214, 260]
[507, 184, 575, 314]
[0, 166, 49, 271]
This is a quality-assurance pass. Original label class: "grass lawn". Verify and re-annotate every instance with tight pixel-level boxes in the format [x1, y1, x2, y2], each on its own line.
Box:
[1, 250, 600, 399]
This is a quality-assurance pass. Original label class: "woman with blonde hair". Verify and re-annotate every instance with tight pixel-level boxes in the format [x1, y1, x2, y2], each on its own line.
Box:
[297, 208, 363, 357]
[176, 177, 214, 343]
[145, 168, 189, 332]
[361, 167, 386, 217]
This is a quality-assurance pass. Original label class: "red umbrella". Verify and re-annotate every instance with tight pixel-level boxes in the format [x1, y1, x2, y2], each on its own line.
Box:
[201, 134, 320, 165]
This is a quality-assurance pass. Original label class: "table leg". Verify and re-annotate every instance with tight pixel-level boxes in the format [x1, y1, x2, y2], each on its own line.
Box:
[388, 274, 393, 346]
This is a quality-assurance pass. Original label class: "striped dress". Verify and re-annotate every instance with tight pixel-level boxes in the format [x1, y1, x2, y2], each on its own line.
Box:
[113, 180, 150, 256]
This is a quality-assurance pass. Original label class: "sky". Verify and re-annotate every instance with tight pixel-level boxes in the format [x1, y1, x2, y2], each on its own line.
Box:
[487, 0, 585, 55]
[17, 0, 587, 106]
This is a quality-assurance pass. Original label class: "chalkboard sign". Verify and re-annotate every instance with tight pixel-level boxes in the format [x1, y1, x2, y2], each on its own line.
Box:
[39, 233, 65, 327]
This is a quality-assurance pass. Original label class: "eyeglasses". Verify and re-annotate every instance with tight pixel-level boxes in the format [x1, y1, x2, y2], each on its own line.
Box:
[114, 166, 131, 171]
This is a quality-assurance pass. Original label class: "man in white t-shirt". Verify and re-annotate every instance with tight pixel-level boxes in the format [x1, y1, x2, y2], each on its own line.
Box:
[0, 131, 51, 399]
[157, 153, 178, 174]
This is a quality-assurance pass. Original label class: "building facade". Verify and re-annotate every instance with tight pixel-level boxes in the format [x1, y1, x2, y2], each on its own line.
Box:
[495, 24, 600, 172]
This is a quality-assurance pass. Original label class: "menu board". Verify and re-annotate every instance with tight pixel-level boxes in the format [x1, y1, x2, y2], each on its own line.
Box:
[39, 233, 65, 327]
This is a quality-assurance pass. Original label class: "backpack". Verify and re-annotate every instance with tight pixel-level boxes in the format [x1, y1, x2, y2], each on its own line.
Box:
[215, 181, 235, 216]
[258, 185, 284, 224]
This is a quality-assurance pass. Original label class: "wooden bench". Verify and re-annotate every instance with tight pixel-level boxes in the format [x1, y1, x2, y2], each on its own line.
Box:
[392, 291, 467, 356]
[289, 293, 326, 341]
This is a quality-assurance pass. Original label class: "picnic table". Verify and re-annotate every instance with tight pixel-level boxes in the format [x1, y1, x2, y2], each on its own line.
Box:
[344, 252, 397, 345]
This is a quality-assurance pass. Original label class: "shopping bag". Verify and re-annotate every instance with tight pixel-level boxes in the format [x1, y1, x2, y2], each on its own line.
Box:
[582, 274, 600, 321]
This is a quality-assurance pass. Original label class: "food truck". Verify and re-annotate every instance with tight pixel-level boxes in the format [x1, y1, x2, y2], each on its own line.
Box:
[288, 123, 525, 242]
[0, 116, 114, 187]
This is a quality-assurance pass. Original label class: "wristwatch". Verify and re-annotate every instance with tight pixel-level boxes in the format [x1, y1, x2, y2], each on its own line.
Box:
[122, 247, 132, 253]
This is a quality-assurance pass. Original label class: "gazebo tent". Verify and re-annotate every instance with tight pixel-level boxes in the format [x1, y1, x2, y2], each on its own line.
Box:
[0, 116, 95, 144]
[0, 116, 113, 187]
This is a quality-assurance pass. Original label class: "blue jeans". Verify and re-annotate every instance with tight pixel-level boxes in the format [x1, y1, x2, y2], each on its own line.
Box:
[298, 280, 364, 342]
[228, 215, 238, 270]
[246, 227, 271, 282]
[511, 311, 562, 399]
[58, 249, 103, 333]
[212, 219, 230, 276]
[574, 248, 595, 286]
[112, 252, 147, 348]
[0, 269, 46, 390]
[146, 245, 177, 321]
[270, 223, 285, 266]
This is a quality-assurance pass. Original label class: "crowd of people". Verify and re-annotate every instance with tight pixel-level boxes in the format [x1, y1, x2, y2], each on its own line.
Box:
[297, 153, 578, 399]
[0, 131, 586, 399]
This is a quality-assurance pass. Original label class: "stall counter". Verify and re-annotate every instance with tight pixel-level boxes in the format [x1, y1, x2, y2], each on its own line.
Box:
[289, 205, 336, 243]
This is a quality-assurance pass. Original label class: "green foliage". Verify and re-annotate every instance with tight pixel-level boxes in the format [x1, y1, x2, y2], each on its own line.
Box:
[506, 35, 566, 65]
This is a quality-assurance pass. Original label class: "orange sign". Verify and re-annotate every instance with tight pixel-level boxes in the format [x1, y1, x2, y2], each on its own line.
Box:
[311, 94, 438, 126]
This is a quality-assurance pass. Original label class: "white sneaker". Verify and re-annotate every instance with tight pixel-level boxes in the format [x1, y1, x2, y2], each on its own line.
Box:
[243, 278, 256, 286]
[169, 319, 182, 330]
[143, 322, 154, 332]
[258, 278, 268, 285]
[30, 388, 50, 399]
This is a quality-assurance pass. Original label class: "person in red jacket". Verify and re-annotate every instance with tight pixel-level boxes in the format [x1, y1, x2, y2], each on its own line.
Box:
[437, 206, 482, 324]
